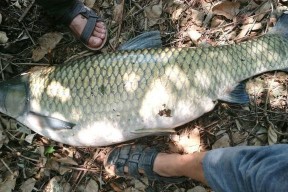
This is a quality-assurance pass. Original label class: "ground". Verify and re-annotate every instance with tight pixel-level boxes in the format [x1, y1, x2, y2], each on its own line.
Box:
[0, 0, 288, 191]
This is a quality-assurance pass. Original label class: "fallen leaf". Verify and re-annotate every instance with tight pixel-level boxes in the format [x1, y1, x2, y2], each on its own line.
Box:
[54, 157, 78, 165]
[0, 31, 8, 44]
[255, 1, 271, 21]
[38, 32, 63, 50]
[43, 177, 63, 192]
[0, 174, 16, 192]
[32, 32, 63, 62]
[84, 0, 96, 8]
[32, 47, 48, 62]
[20, 178, 36, 192]
[0, 126, 8, 149]
[144, 1, 162, 26]
[187, 186, 207, 192]
[85, 178, 99, 192]
[212, 133, 230, 149]
[0, 13, 2, 24]
[25, 133, 36, 144]
[170, 128, 201, 153]
[186, 29, 202, 44]
[212, 1, 240, 20]
[172, 5, 184, 21]
[134, 177, 148, 191]
[113, 0, 124, 24]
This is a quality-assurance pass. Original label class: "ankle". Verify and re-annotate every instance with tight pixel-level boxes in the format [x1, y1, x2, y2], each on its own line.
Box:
[153, 153, 185, 177]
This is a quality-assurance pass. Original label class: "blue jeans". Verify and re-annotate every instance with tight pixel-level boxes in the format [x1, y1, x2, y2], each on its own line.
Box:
[203, 144, 288, 192]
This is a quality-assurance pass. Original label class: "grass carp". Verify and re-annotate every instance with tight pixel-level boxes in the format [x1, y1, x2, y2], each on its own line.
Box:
[1, 14, 288, 146]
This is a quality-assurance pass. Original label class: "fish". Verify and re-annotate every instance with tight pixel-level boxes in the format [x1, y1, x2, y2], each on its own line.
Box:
[1, 13, 288, 147]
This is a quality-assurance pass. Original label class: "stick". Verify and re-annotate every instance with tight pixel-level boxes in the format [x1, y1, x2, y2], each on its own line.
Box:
[18, 0, 35, 22]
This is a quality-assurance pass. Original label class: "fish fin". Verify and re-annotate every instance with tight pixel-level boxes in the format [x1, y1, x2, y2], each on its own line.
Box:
[118, 31, 162, 50]
[269, 12, 288, 37]
[131, 128, 175, 134]
[28, 112, 75, 130]
[218, 82, 249, 104]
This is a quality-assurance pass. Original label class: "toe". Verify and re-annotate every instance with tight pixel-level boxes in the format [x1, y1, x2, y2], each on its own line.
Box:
[93, 30, 106, 39]
[88, 36, 104, 48]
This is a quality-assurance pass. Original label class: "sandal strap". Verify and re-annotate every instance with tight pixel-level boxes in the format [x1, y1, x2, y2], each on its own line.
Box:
[59, 1, 100, 44]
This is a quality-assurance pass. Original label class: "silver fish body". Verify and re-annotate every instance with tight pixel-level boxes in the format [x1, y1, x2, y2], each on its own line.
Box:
[1, 15, 288, 146]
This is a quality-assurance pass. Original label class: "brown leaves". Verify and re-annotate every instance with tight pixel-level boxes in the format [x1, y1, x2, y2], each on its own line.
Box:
[212, 1, 240, 20]
[144, 1, 163, 26]
[32, 32, 63, 62]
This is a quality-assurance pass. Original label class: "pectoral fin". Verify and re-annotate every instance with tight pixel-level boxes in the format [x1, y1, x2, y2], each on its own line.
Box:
[28, 112, 75, 130]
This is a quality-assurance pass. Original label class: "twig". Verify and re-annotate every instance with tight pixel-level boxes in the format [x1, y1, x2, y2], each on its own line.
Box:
[18, 0, 35, 22]
[21, 23, 36, 45]
[0, 59, 5, 80]
[0, 158, 14, 175]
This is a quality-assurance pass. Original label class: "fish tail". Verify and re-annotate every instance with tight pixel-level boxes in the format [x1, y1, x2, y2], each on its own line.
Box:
[270, 12, 288, 37]
[0, 76, 28, 118]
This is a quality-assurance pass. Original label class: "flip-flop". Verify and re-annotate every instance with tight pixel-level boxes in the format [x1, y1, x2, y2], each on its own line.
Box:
[104, 145, 188, 183]
[59, 0, 107, 51]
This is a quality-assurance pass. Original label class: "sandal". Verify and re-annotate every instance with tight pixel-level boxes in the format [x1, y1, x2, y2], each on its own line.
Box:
[104, 145, 188, 183]
[59, 0, 107, 51]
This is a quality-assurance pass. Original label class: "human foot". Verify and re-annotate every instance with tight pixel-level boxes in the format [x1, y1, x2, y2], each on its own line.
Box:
[104, 145, 187, 183]
[69, 14, 107, 50]
[58, 1, 107, 51]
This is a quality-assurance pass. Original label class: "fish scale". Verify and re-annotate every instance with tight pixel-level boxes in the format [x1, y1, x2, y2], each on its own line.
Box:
[0, 32, 287, 146]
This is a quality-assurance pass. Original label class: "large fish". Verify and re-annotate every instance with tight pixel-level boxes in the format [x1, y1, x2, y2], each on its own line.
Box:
[1, 13, 288, 146]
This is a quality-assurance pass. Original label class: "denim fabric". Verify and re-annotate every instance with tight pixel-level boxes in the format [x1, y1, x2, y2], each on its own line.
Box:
[203, 144, 288, 192]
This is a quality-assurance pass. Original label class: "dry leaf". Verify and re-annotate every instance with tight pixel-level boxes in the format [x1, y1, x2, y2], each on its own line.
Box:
[84, 0, 96, 8]
[38, 32, 63, 50]
[20, 178, 36, 192]
[0, 13, 2, 25]
[85, 179, 99, 192]
[172, 6, 184, 21]
[186, 29, 202, 44]
[32, 47, 47, 62]
[212, 133, 230, 149]
[187, 186, 207, 192]
[212, 1, 240, 20]
[237, 23, 263, 39]
[0, 127, 8, 149]
[113, 0, 125, 24]
[0, 31, 8, 44]
[32, 32, 63, 62]
[144, 1, 162, 26]
[255, 1, 271, 21]
[0, 174, 16, 192]
[54, 157, 78, 165]
[25, 133, 36, 144]
[43, 177, 63, 192]
[170, 128, 201, 153]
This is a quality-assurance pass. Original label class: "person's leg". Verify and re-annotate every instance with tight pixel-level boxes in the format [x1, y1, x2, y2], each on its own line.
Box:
[105, 144, 288, 191]
[153, 152, 208, 185]
[35, 0, 107, 50]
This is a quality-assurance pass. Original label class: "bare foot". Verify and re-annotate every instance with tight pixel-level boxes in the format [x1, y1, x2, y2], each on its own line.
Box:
[69, 14, 107, 49]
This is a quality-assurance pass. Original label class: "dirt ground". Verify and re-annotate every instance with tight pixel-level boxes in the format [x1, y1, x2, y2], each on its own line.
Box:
[0, 0, 288, 191]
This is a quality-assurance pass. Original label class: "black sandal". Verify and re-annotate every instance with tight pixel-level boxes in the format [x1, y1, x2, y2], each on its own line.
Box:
[59, 0, 107, 51]
[104, 145, 188, 183]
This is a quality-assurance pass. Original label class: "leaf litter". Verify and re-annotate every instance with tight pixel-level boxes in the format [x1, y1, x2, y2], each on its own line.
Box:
[0, 0, 288, 191]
